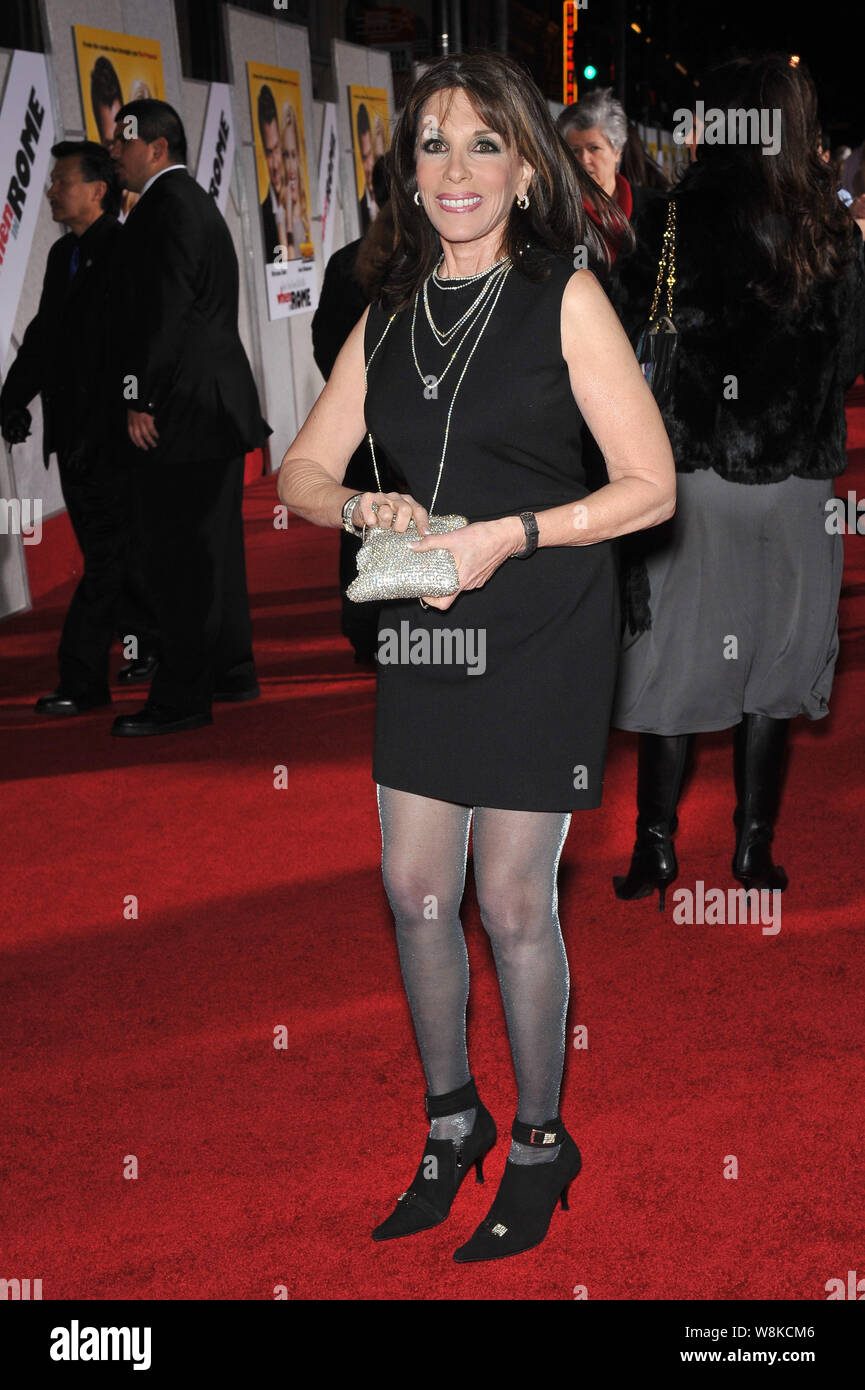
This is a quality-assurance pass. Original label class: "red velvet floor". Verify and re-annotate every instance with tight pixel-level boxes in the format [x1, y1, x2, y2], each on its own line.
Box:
[2, 404, 864, 1301]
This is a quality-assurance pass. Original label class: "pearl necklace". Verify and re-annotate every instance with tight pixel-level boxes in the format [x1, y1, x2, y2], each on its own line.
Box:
[431, 252, 511, 288]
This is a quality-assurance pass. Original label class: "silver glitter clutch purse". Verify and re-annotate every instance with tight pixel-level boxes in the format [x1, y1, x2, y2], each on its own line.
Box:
[346, 513, 468, 603]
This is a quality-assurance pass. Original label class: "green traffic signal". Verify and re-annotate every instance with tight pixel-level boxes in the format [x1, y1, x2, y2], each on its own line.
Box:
[583, 64, 597, 80]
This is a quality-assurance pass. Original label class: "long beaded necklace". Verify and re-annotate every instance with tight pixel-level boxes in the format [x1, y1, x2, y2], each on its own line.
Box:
[364, 258, 512, 515]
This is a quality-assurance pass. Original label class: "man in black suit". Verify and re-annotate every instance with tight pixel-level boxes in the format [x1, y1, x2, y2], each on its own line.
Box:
[257, 85, 282, 264]
[0, 140, 156, 715]
[110, 100, 270, 737]
[356, 103, 377, 235]
[312, 155, 395, 665]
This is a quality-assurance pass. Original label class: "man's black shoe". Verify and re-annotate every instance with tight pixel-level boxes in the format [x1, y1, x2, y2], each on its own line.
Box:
[111, 704, 213, 737]
[117, 655, 159, 685]
[212, 682, 261, 703]
[34, 691, 111, 716]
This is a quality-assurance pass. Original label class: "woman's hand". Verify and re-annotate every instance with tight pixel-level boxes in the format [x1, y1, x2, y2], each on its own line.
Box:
[352, 491, 431, 535]
[410, 517, 524, 611]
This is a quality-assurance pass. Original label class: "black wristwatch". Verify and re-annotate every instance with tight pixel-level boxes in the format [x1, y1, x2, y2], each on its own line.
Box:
[510, 510, 539, 559]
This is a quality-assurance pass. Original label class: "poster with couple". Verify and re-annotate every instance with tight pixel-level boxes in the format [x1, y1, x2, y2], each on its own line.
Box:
[248, 62, 317, 321]
[72, 25, 166, 222]
[348, 85, 391, 237]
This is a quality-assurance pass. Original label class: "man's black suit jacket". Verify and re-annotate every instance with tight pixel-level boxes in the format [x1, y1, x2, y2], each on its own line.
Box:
[311, 238, 366, 381]
[261, 194, 278, 265]
[0, 213, 122, 466]
[115, 168, 270, 465]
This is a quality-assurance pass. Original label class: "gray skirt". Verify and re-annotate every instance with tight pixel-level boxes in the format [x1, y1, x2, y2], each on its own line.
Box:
[612, 467, 843, 735]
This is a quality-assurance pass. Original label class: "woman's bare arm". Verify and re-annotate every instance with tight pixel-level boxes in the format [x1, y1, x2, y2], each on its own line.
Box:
[276, 305, 371, 528]
[411, 268, 677, 607]
[277, 305, 431, 535]
[516, 267, 676, 553]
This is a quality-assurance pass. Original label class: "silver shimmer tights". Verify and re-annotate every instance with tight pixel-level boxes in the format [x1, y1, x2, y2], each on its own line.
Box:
[376, 785, 572, 1164]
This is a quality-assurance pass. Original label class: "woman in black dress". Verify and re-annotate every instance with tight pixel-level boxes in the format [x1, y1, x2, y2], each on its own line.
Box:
[278, 52, 675, 1262]
[610, 55, 865, 909]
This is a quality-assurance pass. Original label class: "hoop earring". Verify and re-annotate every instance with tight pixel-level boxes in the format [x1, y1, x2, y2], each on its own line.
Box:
[516, 192, 530, 210]
[413, 190, 422, 205]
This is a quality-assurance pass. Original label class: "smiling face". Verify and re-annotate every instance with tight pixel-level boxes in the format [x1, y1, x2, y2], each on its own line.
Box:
[414, 88, 532, 265]
[262, 118, 283, 198]
[281, 116, 300, 204]
[565, 124, 619, 196]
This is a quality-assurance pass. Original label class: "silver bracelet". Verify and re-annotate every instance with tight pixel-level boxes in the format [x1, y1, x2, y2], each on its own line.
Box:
[341, 492, 363, 533]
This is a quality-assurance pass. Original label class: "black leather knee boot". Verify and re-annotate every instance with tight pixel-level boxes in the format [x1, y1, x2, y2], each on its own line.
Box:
[613, 732, 692, 911]
[732, 714, 789, 891]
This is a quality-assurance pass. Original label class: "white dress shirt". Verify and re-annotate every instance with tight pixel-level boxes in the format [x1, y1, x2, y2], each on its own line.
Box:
[139, 163, 188, 198]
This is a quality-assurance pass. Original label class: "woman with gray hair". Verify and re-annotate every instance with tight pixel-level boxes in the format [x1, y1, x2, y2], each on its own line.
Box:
[557, 90, 659, 257]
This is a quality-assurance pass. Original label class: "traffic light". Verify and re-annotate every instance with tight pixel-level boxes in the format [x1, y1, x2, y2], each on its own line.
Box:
[583, 63, 597, 80]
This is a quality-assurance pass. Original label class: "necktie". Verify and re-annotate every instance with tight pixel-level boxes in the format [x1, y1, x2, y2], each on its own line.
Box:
[68, 244, 80, 281]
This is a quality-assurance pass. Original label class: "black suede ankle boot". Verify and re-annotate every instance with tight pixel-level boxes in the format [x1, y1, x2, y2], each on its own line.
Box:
[372, 1076, 497, 1241]
[452, 1115, 581, 1262]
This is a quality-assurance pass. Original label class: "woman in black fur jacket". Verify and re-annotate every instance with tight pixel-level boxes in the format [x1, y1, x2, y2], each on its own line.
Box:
[610, 53, 865, 906]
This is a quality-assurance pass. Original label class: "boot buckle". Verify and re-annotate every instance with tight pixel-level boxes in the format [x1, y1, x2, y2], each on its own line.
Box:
[530, 1128, 558, 1145]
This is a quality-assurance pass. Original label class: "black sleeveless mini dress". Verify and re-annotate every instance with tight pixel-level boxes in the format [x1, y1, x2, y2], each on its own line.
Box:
[363, 251, 619, 811]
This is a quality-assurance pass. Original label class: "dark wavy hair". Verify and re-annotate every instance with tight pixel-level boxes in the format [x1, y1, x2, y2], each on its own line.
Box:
[90, 56, 122, 122]
[678, 53, 857, 309]
[355, 154, 395, 298]
[381, 50, 630, 311]
[257, 84, 277, 137]
[620, 122, 670, 191]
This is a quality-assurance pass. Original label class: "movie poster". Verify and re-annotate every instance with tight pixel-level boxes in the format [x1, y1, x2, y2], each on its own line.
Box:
[248, 62, 317, 320]
[348, 85, 390, 237]
[73, 25, 166, 221]
[0, 52, 54, 366]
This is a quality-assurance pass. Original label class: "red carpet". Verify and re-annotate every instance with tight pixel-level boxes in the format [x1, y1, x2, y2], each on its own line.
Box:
[2, 403, 864, 1302]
